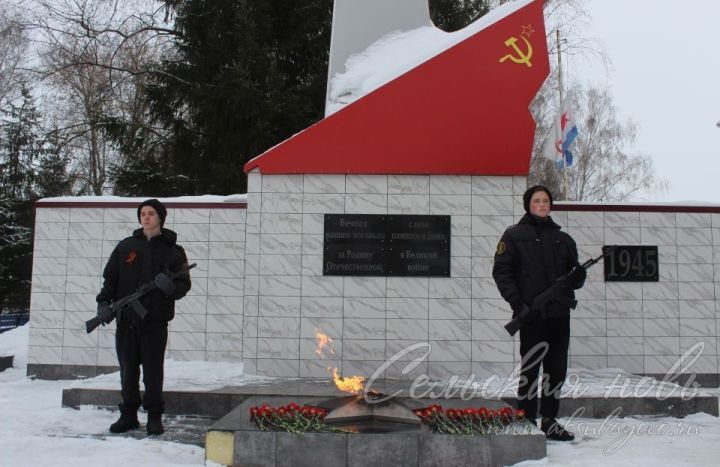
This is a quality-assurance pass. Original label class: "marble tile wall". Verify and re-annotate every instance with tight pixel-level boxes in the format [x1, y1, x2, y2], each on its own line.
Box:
[562, 209, 719, 376]
[28, 201, 247, 371]
[243, 172, 720, 381]
[28, 187, 720, 381]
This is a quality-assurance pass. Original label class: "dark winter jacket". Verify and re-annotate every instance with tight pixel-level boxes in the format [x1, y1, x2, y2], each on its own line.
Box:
[492, 214, 585, 319]
[97, 228, 191, 324]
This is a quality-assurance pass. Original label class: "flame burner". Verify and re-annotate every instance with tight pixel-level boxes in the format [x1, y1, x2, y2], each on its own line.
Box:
[321, 391, 421, 433]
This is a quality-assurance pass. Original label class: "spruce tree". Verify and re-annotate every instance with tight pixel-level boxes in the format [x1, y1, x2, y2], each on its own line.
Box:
[430, 0, 491, 32]
[115, 0, 333, 196]
[0, 87, 41, 314]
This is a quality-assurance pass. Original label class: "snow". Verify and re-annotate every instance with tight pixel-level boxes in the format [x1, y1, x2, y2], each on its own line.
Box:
[326, 0, 532, 115]
[0, 323, 27, 366]
[2, 324, 719, 466]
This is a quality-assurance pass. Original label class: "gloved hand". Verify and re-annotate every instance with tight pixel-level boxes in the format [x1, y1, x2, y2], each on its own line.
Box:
[96, 302, 114, 324]
[154, 272, 176, 295]
[566, 266, 587, 288]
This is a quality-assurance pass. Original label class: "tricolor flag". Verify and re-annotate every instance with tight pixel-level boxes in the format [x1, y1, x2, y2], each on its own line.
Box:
[542, 103, 578, 169]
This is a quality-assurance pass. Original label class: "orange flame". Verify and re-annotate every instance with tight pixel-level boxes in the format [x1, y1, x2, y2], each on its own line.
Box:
[315, 328, 365, 393]
[330, 367, 365, 394]
[315, 329, 335, 358]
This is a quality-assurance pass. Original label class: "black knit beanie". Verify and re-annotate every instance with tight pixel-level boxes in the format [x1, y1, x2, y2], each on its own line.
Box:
[137, 198, 167, 227]
[523, 185, 553, 214]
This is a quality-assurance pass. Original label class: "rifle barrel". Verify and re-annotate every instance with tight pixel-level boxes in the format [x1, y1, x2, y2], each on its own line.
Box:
[85, 263, 197, 334]
[503, 248, 611, 336]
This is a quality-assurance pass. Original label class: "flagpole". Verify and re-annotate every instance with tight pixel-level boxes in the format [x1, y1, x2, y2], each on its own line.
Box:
[556, 28, 568, 199]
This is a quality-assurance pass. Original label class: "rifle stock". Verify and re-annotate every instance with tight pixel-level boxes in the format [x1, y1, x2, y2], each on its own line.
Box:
[85, 315, 106, 334]
[504, 315, 524, 337]
[86, 263, 196, 334]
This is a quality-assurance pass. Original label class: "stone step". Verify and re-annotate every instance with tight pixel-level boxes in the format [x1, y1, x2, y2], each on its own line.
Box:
[62, 378, 718, 466]
[62, 377, 719, 419]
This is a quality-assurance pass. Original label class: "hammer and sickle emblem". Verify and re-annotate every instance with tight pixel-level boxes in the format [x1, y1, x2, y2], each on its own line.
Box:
[499, 35, 533, 68]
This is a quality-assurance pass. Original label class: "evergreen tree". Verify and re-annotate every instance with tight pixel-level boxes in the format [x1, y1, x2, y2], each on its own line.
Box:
[35, 130, 74, 198]
[430, 0, 491, 32]
[0, 86, 41, 314]
[0, 198, 32, 313]
[114, 0, 333, 196]
[0, 86, 40, 199]
[0, 86, 73, 313]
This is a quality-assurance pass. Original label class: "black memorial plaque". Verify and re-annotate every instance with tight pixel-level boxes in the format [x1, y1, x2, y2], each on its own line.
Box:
[603, 245, 659, 282]
[386, 215, 450, 276]
[323, 214, 450, 276]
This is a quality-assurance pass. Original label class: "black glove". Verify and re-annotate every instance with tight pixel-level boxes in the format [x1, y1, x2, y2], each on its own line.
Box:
[154, 272, 176, 295]
[96, 302, 114, 324]
[566, 266, 587, 288]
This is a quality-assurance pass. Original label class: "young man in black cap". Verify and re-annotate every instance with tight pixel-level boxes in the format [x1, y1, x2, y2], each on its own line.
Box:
[96, 199, 191, 435]
[492, 185, 585, 441]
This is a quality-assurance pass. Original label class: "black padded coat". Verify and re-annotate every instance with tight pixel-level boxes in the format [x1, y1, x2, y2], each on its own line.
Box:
[97, 228, 191, 324]
[492, 214, 585, 319]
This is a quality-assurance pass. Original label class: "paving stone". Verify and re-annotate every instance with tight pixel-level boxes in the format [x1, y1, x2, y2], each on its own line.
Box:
[418, 434, 492, 467]
[276, 432, 347, 467]
[234, 430, 277, 467]
[347, 433, 418, 467]
[491, 432, 546, 466]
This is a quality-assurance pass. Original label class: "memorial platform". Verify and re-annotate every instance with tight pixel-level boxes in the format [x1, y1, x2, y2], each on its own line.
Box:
[61, 373, 719, 466]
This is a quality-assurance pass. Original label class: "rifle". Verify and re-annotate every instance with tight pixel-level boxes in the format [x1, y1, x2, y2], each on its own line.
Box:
[86, 263, 196, 334]
[504, 247, 615, 336]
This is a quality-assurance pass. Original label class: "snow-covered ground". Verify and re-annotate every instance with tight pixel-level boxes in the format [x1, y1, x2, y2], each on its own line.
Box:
[1, 324, 719, 466]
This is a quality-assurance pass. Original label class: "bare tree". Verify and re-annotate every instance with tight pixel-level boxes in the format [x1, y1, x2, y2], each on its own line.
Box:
[529, 82, 669, 201]
[504, 0, 667, 201]
[566, 85, 668, 201]
[0, 7, 28, 107]
[26, 0, 171, 194]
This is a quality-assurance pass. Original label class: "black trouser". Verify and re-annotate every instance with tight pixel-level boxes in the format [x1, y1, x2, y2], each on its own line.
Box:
[517, 315, 570, 419]
[116, 320, 168, 414]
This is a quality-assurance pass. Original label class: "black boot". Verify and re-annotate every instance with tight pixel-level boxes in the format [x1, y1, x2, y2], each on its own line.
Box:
[146, 411, 164, 436]
[109, 405, 140, 433]
[541, 418, 575, 441]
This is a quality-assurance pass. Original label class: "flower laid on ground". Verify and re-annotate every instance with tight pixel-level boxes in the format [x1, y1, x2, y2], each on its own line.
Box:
[249, 403, 347, 433]
[412, 404, 528, 435]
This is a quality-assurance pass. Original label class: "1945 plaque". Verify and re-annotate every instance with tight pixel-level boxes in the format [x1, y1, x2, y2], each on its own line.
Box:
[323, 214, 450, 276]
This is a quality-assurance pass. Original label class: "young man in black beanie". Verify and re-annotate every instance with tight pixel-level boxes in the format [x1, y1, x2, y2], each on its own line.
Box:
[96, 199, 191, 436]
[492, 185, 586, 441]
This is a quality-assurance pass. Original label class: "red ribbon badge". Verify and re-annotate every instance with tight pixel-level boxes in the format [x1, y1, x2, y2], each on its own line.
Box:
[125, 250, 137, 265]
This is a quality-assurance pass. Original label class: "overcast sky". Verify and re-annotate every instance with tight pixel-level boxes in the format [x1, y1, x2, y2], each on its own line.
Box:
[565, 0, 720, 203]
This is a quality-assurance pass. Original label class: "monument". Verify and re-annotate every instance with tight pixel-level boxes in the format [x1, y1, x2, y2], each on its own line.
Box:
[241, 0, 549, 381]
